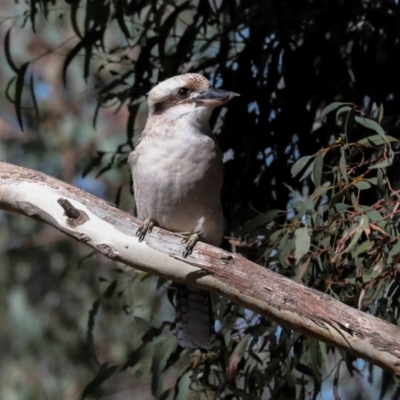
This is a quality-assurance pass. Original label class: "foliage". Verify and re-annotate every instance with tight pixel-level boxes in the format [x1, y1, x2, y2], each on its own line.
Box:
[3, 0, 400, 399]
[247, 103, 400, 321]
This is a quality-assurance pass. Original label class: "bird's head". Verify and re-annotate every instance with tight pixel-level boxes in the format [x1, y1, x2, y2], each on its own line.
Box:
[147, 74, 239, 123]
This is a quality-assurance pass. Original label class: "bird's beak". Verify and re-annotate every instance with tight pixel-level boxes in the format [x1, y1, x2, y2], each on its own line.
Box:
[194, 89, 240, 107]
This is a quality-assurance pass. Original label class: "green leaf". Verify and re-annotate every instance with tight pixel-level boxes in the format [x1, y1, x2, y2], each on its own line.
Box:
[339, 153, 348, 182]
[300, 159, 315, 181]
[365, 209, 382, 223]
[352, 240, 372, 257]
[122, 337, 162, 370]
[241, 209, 284, 234]
[92, 102, 101, 130]
[371, 102, 378, 116]
[329, 190, 346, 208]
[87, 299, 100, 366]
[70, 0, 83, 39]
[269, 229, 284, 243]
[115, 5, 131, 39]
[388, 239, 400, 264]
[344, 107, 355, 139]
[160, 389, 172, 400]
[333, 203, 350, 212]
[233, 333, 251, 357]
[369, 159, 391, 169]
[319, 341, 330, 374]
[103, 280, 117, 298]
[321, 102, 351, 118]
[294, 227, 310, 262]
[151, 335, 177, 398]
[362, 268, 381, 283]
[158, 2, 191, 62]
[174, 369, 193, 400]
[368, 160, 393, 169]
[126, 103, 140, 146]
[292, 201, 306, 221]
[63, 38, 85, 85]
[29, 72, 39, 126]
[15, 62, 30, 131]
[80, 363, 119, 399]
[280, 238, 293, 267]
[333, 362, 342, 400]
[354, 181, 371, 190]
[312, 152, 324, 187]
[357, 135, 398, 146]
[377, 168, 384, 193]
[336, 106, 352, 120]
[365, 177, 378, 185]
[342, 215, 369, 254]
[30, 0, 38, 30]
[295, 363, 316, 377]
[134, 316, 152, 331]
[4, 29, 19, 73]
[5, 76, 16, 105]
[291, 155, 312, 177]
[379, 103, 384, 123]
[135, 365, 151, 378]
[355, 116, 385, 137]
[309, 338, 322, 382]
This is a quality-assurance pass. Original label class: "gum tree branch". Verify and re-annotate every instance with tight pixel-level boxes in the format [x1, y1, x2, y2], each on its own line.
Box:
[0, 161, 399, 376]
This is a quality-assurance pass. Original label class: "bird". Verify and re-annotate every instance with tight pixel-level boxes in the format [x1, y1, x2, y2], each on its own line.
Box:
[128, 73, 238, 349]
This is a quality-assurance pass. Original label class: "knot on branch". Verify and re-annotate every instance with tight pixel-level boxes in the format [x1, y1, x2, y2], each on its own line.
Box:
[58, 198, 89, 227]
[96, 243, 118, 258]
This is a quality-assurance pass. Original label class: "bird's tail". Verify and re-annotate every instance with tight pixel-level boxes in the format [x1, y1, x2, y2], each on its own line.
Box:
[175, 284, 215, 349]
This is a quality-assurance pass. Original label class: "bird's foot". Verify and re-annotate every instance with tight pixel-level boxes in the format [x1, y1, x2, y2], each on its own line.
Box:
[136, 218, 155, 242]
[181, 233, 200, 258]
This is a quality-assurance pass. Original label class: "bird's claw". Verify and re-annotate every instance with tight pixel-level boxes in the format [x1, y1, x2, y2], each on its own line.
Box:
[136, 218, 155, 242]
[181, 233, 199, 258]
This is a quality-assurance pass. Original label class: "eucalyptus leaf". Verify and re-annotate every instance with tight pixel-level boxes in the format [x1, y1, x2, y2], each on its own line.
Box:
[355, 116, 386, 137]
[357, 134, 398, 146]
[241, 209, 284, 234]
[294, 227, 310, 262]
[309, 338, 322, 383]
[369, 160, 391, 169]
[354, 181, 371, 190]
[291, 155, 313, 177]
[339, 153, 348, 182]
[336, 106, 352, 120]
[312, 152, 324, 187]
[151, 335, 178, 398]
[321, 102, 351, 118]
[341, 215, 369, 254]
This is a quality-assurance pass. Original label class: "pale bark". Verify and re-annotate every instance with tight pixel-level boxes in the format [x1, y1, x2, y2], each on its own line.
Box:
[0, 161, 399, 376]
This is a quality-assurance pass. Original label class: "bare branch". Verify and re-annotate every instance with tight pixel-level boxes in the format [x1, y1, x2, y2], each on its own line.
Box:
[0, 161, 399, 375]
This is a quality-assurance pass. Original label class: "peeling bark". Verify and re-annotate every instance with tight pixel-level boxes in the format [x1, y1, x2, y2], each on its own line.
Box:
[0, 161, 400, 375]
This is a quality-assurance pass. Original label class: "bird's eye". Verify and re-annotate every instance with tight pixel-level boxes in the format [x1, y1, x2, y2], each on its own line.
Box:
[177, 88, 190, 98]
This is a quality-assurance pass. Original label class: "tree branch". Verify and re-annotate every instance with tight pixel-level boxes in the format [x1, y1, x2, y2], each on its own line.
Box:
[0, 161, 399, 376]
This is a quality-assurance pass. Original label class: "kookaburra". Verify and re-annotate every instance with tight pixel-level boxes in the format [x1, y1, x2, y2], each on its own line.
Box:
[128, 73, 238, 348]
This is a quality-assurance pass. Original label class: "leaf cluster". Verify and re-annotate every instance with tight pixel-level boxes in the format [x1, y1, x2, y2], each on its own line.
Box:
[246, 103, 400, 327]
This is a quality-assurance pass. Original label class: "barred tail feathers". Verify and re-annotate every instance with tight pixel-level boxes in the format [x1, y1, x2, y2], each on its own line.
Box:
[175, 284, 215, 349]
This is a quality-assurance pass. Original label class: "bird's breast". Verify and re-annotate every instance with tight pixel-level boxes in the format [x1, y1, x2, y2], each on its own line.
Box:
[131, 133, 224, 245]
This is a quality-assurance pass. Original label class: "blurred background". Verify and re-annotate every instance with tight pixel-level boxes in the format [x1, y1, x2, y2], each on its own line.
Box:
[0, 1, 164, 398]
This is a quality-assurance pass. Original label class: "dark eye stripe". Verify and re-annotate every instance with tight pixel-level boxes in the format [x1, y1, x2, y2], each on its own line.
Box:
[153, 99, 170, 114]
[153, 90, 193, 114]
[153, 98, 183, 114]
